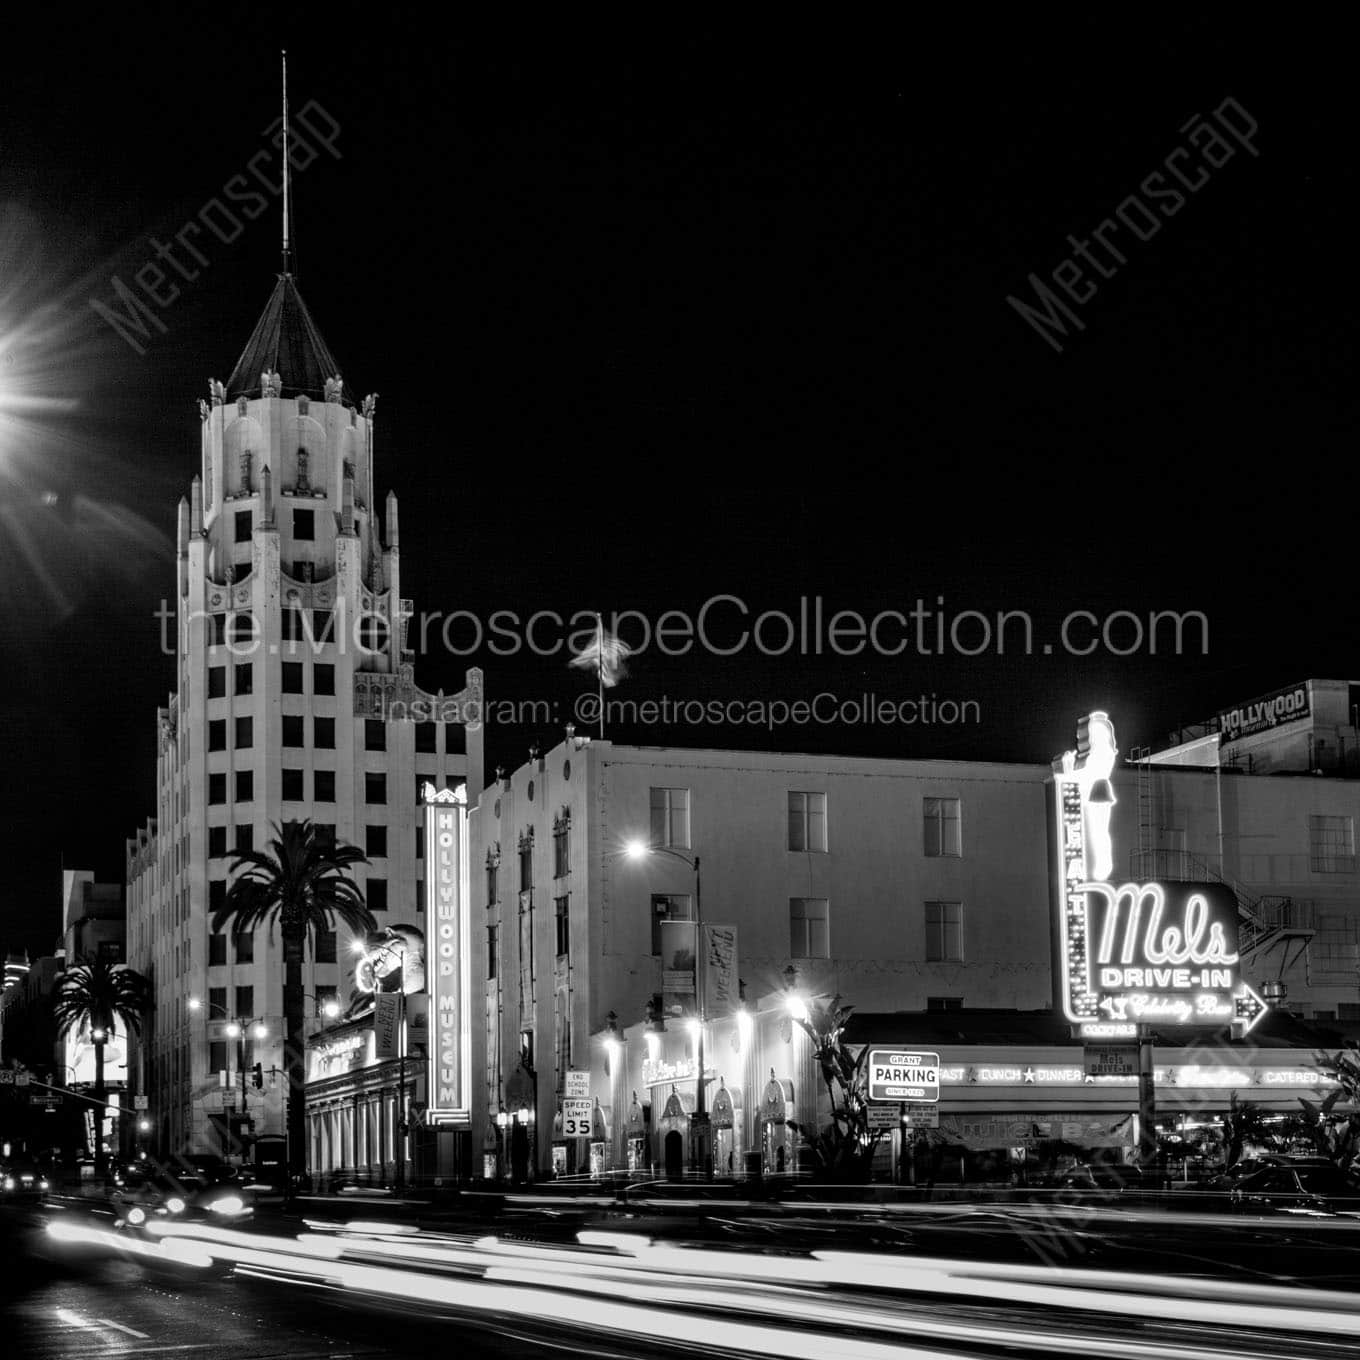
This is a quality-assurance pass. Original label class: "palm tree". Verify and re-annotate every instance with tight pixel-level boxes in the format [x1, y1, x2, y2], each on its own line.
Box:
[52, 957, 154, 1177]
[214, 820, 374, 1184]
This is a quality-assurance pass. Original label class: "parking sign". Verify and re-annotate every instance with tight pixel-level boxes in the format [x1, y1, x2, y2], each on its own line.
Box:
[866, 1049, 940, 1103]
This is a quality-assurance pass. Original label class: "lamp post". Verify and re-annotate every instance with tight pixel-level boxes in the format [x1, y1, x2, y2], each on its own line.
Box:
[624, 840, 710, 1177]
[189, 998, 267, 1158]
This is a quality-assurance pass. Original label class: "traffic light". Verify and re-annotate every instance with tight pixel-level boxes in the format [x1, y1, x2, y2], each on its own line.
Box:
[252, 1063, 263, 1089]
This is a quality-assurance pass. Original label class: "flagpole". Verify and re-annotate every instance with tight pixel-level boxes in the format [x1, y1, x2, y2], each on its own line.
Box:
[596, 611, 606, 739]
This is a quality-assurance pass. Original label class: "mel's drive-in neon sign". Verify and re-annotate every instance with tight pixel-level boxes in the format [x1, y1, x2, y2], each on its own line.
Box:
[1054, 711, 1266, 1035]
[424, 783, 471, 1126]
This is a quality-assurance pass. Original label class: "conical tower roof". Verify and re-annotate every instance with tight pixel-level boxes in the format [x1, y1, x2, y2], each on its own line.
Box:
[226, 273, 351, 403]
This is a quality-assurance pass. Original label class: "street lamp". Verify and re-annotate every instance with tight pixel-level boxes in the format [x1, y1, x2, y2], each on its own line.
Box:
[189, 997, 267, 1146]
[624, 839, 710, 1177]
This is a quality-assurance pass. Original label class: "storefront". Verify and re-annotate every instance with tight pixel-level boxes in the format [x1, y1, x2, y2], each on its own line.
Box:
[304, 1005, 431, 1188]
[590, 1001, 1342, 1183]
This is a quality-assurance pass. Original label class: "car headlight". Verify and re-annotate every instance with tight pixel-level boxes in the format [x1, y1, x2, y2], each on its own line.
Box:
[208, 1195, 244, 1215]
[2, 1177, 13, 1191]
[165, 1196, 186, 1214]
[126, 1207, 147, 1226]
[38, 1179, 49, 1190]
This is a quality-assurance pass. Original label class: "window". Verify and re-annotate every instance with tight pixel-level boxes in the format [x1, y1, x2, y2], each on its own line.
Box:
[1338, 1002, 1360, 1020]
[790, 897, 830, 958]
[235, 824, 253, 854]
[209, 986, 227, 1016]
[209, 826, 227, 858]
[650, 787, 690, 848]
[312, 610, 334, 645]
[313, 663, 334, 695]
[788, 791, 828, 852]
[313, 823, 335, 846]
[314, 769, 335, 802]
[359, 616, 389, 653]
[209, 719, 226, 752]
[315, 986, 338, 1017]
[234, 510, 252, 543]
[293, 508, 314, 540]
[366, 825, 387, 856]
[925, 900, 964, 961]
[210, 613, 227, 647]
[487, 925, 498, 980]
[235, 769, 253, 802]
[209, 772, 226, 805]
[282, 767, 304, 801]
[234, 931, 253, 964]
[209, 1042, 228, 1074]
[553, 818, 570, 877]
[927, 996, 963, 1011]
[365, 719, 386, 752]
[924, 798, 961, 857]
[208, 934, 227, 966]
[282, 715, 304, 747]
[283, 608, 305, 642]
[651, 893, 694, 955]
[416, 722, 437, 754]
[519, 836, 533, 891]
[230, 612, 255, 646]
[486, 858, 497, 904]
[367, 879, 387, 912]
[234, 663, 253, 696]
[555, 895, 570, 957]
[315, 930, 337, 964]
[365, 772, 386, 804]
[209, 880, 226, 914]
[1309, 815, 1356, 872]
[283, 661, 304, 694]
[234, 985, 253, 1017]
[208, 666, 226, 699]
[235, 715, 253, 749]
[314, 717, 335, 749]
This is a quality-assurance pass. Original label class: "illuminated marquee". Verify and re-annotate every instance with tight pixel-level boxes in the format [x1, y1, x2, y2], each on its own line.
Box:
[425, 783, 471, 1126]
[1054, 712, 1266, 1034]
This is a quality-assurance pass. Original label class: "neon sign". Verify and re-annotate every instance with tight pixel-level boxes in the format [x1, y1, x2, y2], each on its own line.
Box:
[425, 784, 471, 1126]
[1054, 712, 1266, 1034]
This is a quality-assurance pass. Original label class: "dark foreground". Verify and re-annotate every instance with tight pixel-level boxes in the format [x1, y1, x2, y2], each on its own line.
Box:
[5, 1190, 1360, 1359]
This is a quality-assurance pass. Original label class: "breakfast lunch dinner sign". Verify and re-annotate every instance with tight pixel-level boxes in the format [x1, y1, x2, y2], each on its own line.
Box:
[1054, 712, 1267, 1036]
[424, 783, 472, 1126]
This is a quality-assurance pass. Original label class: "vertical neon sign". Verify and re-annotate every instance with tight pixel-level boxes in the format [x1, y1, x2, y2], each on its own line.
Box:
[425, 783, 471, 1126]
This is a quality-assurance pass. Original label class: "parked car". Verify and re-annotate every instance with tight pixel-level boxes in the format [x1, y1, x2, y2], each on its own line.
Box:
[1, 1159, 51, 1199]
[1230, 1163, 1360, 1216]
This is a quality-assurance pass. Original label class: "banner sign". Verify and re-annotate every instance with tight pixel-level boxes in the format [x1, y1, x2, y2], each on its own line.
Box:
[702, 924, 739, 1014]
[1217, 683, 1309, 743]
[1054, 711, 1266, 1034]
[424, 784, 471, 1126]
[1084, 1044, 1139, 1077]
[373, 993, 400, 1061]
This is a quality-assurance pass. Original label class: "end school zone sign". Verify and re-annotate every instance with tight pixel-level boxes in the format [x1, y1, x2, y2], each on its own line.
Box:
[867, 1049, 941, 1103]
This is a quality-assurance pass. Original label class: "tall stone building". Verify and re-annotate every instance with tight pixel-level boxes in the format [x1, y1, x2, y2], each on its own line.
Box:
[126, 269, 482, 1157]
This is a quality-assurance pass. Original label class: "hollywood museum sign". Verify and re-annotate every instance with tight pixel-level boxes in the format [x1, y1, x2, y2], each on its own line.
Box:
[1054, 711, 1266, 1037]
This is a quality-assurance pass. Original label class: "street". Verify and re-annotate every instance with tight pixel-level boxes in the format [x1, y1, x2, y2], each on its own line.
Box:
[8, 1192, 1360, 1360]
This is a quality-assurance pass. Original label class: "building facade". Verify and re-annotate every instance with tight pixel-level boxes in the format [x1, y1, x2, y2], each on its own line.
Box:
[125, 269, 483, 1160]
[470, 733, 1360, 1178]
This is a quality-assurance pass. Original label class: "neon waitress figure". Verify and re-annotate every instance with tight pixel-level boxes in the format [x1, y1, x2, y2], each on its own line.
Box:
[1077, 711, 1118, 881]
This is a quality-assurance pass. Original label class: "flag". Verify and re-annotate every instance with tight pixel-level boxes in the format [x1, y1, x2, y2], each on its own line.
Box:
[569, 614, 633, 687]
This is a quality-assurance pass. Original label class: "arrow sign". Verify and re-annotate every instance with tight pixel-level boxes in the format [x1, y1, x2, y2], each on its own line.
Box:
[1234, 981, 1268, 1035]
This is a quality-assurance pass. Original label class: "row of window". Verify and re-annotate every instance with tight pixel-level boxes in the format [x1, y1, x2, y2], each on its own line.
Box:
[646, 787, 964, 857]
[210, 768, 391, 803]
[207, 929, 339, 966]
[235, 507, 316, 544]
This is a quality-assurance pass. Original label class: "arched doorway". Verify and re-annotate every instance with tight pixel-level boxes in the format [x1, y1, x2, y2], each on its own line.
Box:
[658, 1086, 689, 1181]
[625, 1091, 647, 1172]
[711, 1079, 742, 1177]
[758, 1070, 794, 1174]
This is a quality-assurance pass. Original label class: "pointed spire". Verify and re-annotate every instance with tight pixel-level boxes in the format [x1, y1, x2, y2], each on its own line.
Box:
[177, 496, 189, 556]
[281, 49, 292, 275]
[261, 465, 274, 525]
[386, 490, 399, 549]
[190, 475, 204, 535]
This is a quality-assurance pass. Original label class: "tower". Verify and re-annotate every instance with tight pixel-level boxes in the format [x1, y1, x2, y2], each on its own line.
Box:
[127, 257, 483, 1158]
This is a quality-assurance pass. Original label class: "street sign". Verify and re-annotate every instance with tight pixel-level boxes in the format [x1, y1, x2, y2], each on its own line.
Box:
[866, 1105, 899, 1130]
[867, 1049, 940, 1103]
[1084, 1044, 1139, 1077]
[561, 1097, 592, 1137]
[30, 1095, 61, 1107]
[14, 1073, 30, 1086]
[134, 1095, 149, 1110]
[0, 1071, 13, 1084]
[564, 1071, 590, 1100]
[902, 1104, 940, 1128]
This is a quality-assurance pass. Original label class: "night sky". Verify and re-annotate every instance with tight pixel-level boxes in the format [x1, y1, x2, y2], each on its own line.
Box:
[0, 13, 1354, 955]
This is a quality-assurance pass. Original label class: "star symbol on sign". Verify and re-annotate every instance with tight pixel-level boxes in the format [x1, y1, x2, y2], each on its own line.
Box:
[1022, 1067, 1037, 1083]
